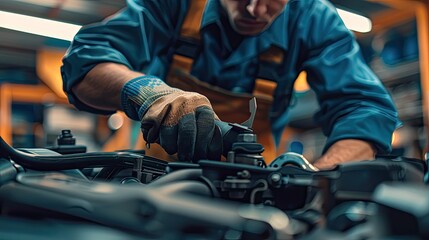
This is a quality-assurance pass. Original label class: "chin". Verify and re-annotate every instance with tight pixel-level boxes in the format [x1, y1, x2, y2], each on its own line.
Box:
[232, 22, 269, 36]
[233, 26, 266, 36]
[236, 30, 262, 36]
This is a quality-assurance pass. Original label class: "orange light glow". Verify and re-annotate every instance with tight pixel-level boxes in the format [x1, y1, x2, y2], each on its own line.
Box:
[294, 71, 310, 93]
[36, 48, 67, 98]
[391, 130, 399, 147]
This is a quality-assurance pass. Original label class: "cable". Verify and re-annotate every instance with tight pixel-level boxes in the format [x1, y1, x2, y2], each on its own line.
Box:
[0, 136, 138, 170]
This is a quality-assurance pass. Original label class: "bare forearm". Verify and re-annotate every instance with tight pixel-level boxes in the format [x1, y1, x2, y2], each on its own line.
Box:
[72, 62, 143, 111]
[314, 139, 376, 169]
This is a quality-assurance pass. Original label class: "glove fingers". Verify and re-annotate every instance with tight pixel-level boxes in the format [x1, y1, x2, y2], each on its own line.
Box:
[207, 124, 222, 161]
[159, 125, 178, 155]
[177, 113, 197, 162]
[194, 107, 215, 162]
[141, 120, 159, 143]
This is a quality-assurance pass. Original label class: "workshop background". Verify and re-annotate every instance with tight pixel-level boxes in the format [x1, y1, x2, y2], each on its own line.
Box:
[0, 0, 428, 162]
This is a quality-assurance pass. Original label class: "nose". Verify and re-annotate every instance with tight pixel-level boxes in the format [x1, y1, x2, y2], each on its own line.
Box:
[246, 0, 268, 18]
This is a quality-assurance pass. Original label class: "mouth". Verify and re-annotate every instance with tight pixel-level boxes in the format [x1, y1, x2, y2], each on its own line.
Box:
[237, 18, 267, 26]
[235, 18, 268, 32]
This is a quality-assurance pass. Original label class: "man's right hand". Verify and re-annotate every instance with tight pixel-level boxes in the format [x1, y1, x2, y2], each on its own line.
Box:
[121, 76, 222, 162]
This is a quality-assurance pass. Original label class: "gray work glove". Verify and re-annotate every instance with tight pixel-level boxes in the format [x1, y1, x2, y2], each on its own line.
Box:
[121, 75, 222, 162]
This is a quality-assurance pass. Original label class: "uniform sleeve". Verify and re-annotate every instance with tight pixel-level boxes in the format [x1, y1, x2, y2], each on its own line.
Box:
[300, 0, 402, 154]
[61, 0, 184, 114]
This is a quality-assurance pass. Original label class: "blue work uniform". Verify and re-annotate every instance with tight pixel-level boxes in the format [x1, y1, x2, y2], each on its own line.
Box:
[61, 0, 401, 154]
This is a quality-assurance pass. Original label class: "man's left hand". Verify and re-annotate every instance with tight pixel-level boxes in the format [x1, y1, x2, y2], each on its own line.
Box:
[314, 139, 376, 170]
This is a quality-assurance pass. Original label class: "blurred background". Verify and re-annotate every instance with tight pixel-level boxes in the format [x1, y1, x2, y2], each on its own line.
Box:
[0, 0, 428, 161]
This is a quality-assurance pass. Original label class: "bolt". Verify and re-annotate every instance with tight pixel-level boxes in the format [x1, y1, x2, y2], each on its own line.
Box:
[271, 173, 281, 183]
[57, 129, 76, 145]
[237, 134, 257, 143]
[237, 170, 251, 179]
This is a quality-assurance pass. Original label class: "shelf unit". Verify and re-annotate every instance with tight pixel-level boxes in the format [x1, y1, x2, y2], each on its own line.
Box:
[370, 0, 429, 153]
[0, 83, 69, 145]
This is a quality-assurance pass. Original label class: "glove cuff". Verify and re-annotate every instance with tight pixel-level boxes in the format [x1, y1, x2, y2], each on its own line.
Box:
[121, 75, 180, 120]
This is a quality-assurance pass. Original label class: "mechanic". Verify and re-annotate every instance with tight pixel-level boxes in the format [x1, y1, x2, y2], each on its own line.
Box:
[61, 0, 401, 169]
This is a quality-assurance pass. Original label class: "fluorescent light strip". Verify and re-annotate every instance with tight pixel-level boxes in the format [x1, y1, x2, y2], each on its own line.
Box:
[0, 7, 370, 42]
[0, 10, 81, 41]
[337, 8, 372, 33]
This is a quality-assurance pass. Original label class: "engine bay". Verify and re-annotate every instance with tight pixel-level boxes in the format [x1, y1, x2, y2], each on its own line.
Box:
[0, 99, 427, 239]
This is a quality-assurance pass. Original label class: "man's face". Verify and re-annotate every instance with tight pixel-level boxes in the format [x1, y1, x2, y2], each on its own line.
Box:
[220, 0, 288, 36]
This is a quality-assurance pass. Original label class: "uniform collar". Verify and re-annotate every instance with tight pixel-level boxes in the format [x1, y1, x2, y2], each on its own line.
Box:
[200, 0, 289, 51]
[200, 0, 221, 28]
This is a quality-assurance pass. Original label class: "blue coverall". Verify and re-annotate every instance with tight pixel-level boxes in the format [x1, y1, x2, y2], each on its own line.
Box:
[61, 0, 401, 154]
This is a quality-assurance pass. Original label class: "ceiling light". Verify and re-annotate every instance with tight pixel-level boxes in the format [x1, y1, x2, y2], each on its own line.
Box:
[0, 10, 81, 41]
[336, 8, 372, 33]
[0, 7, 371, 41]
